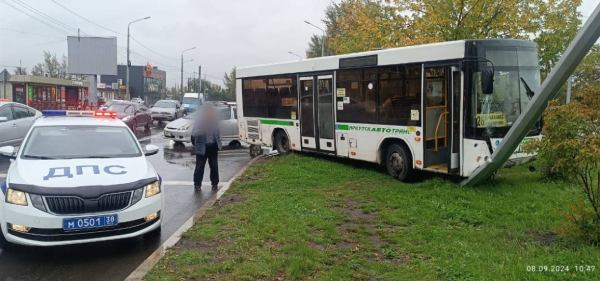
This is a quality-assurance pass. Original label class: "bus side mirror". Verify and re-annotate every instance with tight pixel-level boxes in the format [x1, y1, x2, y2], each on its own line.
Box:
[481, 67, 494, 95]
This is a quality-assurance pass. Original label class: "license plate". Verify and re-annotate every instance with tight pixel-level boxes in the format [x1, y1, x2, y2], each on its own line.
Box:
[63, 214, 118, 231]
[164, 132, 173, 137]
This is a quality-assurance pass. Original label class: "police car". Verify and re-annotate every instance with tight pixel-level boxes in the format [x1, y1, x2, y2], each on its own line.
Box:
[0, 110, 163, 247]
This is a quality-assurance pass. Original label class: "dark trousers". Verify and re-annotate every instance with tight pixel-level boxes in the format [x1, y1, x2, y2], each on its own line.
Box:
[194, 143, 219, 186]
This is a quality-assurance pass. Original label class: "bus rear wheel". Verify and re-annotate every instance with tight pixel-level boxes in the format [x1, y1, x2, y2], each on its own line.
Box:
[386, 144, 413, 182]
[274, 131, 290, 154]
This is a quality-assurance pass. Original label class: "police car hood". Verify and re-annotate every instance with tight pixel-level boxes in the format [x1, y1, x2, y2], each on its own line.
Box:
[9, 157, 157, 188]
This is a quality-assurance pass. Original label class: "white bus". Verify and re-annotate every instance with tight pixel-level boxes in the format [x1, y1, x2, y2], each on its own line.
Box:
[236, 39, 542, 181]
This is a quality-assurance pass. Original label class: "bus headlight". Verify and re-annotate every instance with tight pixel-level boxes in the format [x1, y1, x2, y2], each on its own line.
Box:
[6, 189, 28, 206]
[145, 182, 161, 198]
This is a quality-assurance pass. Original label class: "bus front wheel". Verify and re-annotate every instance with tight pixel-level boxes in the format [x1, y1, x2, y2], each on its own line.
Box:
[386, 144, 413, 182]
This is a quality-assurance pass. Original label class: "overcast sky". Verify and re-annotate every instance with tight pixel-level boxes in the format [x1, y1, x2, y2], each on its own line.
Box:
[0, 0, 598, 87]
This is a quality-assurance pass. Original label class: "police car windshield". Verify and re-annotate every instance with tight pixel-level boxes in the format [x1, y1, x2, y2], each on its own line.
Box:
[21, 126, 142, 159]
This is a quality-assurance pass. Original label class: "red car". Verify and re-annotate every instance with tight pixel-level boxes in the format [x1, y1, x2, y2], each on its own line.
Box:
[107, 101, 152, 131]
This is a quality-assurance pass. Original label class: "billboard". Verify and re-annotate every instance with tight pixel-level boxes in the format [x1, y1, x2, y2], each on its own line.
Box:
[67, 36, 117, 75]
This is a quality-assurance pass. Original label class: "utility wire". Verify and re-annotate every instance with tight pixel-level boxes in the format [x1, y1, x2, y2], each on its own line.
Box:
[130, 36, 179, 61]
[50, 0, 121, 35]
[9, 0, 82, 34]
[20, 38, 67, 49]
[1, 0, 72, 34]
[50, 0, 178, 63]
[0, 27, 65, 40]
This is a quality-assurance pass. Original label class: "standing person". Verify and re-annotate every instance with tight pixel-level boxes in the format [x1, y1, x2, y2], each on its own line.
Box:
[191, 104, 222, 191]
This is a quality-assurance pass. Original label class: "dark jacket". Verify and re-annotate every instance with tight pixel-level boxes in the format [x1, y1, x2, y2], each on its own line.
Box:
[191, 128, 222, 156]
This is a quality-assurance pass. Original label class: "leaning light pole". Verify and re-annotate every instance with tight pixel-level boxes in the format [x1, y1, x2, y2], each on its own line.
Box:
[126, 16, 151, 100]
[180, 46, 196, 95]
[304, 20, 326, 57]
[463, 3, 600, 186]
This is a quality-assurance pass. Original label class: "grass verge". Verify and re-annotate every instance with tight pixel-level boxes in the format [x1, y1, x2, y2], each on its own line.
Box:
[146, 154, 600, 281]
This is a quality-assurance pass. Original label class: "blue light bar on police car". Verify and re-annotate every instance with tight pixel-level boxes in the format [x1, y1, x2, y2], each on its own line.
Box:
[42, 110, 67, 116]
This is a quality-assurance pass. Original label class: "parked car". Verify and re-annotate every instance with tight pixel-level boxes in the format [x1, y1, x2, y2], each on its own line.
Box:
[0, 102, 41, 146]
[163, 104, 240, 147]
[107, 101, 152, 131]
[150, 100, 184, 122]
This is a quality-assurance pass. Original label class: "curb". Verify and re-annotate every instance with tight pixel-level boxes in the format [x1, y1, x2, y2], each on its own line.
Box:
[124, 155, 263, 281]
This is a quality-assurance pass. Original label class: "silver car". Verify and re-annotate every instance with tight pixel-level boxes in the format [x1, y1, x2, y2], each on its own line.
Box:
[150, 100, 184, 122]
[0, 102, 41, 146]
[163, 105, 240, 147]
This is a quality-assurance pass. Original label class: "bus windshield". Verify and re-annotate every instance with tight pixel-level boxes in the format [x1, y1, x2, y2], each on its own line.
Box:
[470, 47, 541, 137]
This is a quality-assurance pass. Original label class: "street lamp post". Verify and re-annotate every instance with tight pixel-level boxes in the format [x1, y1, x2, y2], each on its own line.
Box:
[304, 20, 325, 57]
[180, 47, 196, 95]
[126, 16, 151, 100]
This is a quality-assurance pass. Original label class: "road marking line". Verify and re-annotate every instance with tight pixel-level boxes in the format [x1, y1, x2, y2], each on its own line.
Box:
[125, 156, 262, 281]
[0, 173, 6, 178]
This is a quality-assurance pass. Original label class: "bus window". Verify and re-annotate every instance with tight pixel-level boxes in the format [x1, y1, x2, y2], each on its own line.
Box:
[242, 79, 267, 117]
[336, 69, 377, 124]
[378, 65, 422, 126]
[267, 77, 297, 120]
[243, 76, 297, 120]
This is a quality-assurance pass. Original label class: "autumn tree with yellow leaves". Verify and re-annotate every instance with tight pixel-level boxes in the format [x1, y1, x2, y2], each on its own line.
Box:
[308, 0, 582, 75]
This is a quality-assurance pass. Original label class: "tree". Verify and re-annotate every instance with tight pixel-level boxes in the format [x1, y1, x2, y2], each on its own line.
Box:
[572, 45, 600, 101]
[305, 3, 342, 57]
[223, 67, 236, 102]
[528, 99, 600, 243]
[187, 77, 227, 101]
[526, 46, 600, 243]
[31, 51, 68, 79]
[319, 0, 582, 74]
[13, 66, 27, 75]
[306, 35, 326, 58]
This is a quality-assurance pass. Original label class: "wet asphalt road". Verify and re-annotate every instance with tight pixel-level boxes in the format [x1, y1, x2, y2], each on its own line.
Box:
[0, 124, 251, 281]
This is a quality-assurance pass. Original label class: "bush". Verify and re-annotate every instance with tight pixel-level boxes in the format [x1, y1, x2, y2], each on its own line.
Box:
[528, 100, 600, 243]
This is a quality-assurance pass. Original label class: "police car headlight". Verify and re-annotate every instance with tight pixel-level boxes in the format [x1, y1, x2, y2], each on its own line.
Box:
[6, 189, 28, 206]
[179, 124, 191, 131]
[145, 182, 161, 198]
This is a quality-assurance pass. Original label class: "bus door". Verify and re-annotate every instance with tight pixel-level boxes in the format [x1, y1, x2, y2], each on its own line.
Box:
[423, 65, 461, 173]
[299, 75, 336, 153]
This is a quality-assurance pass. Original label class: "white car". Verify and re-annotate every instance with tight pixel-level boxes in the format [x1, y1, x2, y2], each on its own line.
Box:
[163, 105, 240, 147]
[0, 110, 163, 247]
[150, 100, 184, 122]
[0, 102, 42, 147]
